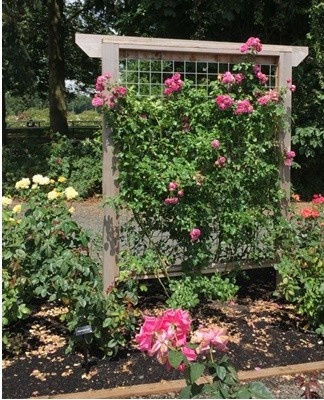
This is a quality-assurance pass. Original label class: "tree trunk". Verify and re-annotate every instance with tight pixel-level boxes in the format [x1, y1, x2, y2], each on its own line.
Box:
[48, 0, 68, 134]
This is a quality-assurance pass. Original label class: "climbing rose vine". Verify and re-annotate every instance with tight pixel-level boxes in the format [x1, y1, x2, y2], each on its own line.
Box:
[92, 37, 298, 310]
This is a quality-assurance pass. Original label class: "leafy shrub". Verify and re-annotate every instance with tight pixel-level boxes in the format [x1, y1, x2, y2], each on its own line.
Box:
[2, 139, 51, 194]
[2, 176, 138, 355]
[291, 127, 324, 199]
[274, 195, 324, 336]
[47, 133, 102, 198]
[3, 132, 102, 199]
[166, 274, 238, 310]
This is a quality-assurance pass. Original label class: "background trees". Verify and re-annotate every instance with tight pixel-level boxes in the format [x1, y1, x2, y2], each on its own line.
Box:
[2, 0, 323, 195]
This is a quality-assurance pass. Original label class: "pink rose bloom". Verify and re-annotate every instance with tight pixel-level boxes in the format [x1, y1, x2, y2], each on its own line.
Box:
[215, 156, 227, 167]
[164, 197, 179, 205]
[177, 189, 184, 197]
[257, 95, 270, 106]
[257, 90, 279, 105]
[312, 194, 324, 204]
[95, 72, 111, 92]
[135, 315, 160, 352]
[240, 37, 262, 53]
[105, 95, 115, 109]
[211, 139, 220, 149]
[192, 325, 229, 354]
[234, 99, 254, 114]
[215, 94, 234, 111]
[92, 95, 104, 108]
[159, 309, 191, 346]
[222, 71, 236, 84]
[284, 150, 296, 166]
[284, 150, 296, 167]
[182, 345, 197, 362]
[164, 73, 183, 95]
[253, 64, 261, 74]
[285, 150, 296, 159]
[113, 86, 128, 97]
[190, 228, 201, 241]
[169, 181, 178, 191]
[235, 73, 244, 84]
[301, 208, 320, 219]
[240, 44, 248, 53]
[286, 79, 296, 92]
[256, 71, 268, 84]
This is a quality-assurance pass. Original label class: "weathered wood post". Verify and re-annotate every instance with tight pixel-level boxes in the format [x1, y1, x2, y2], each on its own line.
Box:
[101, 42, 120, 292]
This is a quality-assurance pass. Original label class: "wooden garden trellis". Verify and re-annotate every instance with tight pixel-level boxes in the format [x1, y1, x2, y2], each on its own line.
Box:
[75, 33, 308, 293]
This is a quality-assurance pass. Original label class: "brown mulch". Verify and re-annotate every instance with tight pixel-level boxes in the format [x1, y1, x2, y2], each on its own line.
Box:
[2, 268, 324, 399]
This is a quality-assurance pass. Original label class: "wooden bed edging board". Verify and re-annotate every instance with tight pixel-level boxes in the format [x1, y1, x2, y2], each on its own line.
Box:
[32, 360, 324, 399]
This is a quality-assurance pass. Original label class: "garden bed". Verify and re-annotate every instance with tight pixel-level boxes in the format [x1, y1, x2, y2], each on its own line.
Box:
[2, 268, 324, 399]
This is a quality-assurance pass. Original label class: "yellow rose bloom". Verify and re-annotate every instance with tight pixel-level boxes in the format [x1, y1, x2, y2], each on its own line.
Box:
[2, 196, 12, 207]
[64, 187, 78, 200]
[50, 179, 55, 184]
[13, 204, 22, 214]
[58, 176, 67, 183]
[68, 206, 75, 214]
[47, 189, 61, 201]
[15, 178, 31, 189]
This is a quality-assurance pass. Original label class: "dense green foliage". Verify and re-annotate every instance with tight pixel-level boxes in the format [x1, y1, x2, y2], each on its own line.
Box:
[2, 177, 139, 355]
[96, 51, 287, 309]
[274, 198, 324, 336]
[3, 131, 102, 199]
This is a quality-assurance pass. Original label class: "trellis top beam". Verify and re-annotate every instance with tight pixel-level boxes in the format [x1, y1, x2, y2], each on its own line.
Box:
[75, 33, 308, 67]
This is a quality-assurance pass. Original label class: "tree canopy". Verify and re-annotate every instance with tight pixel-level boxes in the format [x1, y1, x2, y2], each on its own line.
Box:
[2, 0, 324, 135]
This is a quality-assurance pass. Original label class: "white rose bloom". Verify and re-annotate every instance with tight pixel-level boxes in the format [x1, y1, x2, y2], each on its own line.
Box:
[33, 175, 50, 185]
[39, 176, 50, 185]
[32, 174, 43, 184]
[2, 196, 13, 207]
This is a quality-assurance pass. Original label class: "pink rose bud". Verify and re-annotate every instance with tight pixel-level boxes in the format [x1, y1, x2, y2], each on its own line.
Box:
[211, 139, 220, 149]
[215, 156, 227, 167]
[190, 228, 201, 241]
[164, 197, 179, 205]
[168, 181, 178, 191]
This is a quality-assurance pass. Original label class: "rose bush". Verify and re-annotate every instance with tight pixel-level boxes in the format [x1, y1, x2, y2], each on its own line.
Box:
[2, 175, 139, 355]
[136, 308, 273, 398]
[274, 194, 324, 336]
[93, 37, 295, 309]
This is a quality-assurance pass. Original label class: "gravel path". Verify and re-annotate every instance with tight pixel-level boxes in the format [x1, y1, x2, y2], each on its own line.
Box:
[72, 198, 104, 235]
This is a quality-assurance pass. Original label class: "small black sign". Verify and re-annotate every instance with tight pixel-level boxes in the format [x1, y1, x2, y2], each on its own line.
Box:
[75, 325, 93, 336]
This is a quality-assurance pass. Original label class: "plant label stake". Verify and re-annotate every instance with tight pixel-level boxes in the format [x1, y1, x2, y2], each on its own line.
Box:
[75, 325, 94, 374]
